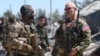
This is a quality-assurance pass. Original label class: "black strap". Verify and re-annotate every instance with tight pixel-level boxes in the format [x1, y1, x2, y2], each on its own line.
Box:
[76, 10, 80, 30]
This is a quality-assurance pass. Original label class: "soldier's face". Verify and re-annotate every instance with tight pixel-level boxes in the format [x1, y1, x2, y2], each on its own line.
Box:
[64, 4, 76, 18]
[38, 18, 46, 26]
[26, 7, 34, 20]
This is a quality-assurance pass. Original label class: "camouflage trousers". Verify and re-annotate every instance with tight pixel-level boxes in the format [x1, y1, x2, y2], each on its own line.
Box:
[4, 44, 34, 56]
[5, 50, 34, 56]
[5, 47, 45, 56]
[2, 38, 34, 56]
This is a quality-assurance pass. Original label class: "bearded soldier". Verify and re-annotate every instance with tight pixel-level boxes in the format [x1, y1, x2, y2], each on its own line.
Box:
[2, 5, 39, 56]
[19, 5, 40, 56]
[52, 2, 91, 56]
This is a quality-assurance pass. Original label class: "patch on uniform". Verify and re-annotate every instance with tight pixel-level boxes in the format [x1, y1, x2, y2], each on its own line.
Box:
[82, 25, 89, 31]
[66, 23, 72, 28]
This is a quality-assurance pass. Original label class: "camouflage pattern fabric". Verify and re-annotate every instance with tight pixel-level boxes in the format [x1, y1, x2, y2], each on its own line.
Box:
[36, 25, 50, 56]
[2, 21, 34, 56]
[22, 21, 40, 56]
[52, 18, 91, 56]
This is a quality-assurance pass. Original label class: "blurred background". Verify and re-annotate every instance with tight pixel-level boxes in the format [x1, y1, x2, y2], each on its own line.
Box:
[0, 0, 100, 56]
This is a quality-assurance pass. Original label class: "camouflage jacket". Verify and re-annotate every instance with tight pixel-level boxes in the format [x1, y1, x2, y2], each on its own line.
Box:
[36, 25, 49, 49]
[2, 21, 26, 50]
[53, 18, 91, 56]
[20, 21, 40, 48]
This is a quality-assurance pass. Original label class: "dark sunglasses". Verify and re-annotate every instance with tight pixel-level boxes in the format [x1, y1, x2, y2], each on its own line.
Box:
[25, 10, 34, 16]
[65, 7, 74, 10]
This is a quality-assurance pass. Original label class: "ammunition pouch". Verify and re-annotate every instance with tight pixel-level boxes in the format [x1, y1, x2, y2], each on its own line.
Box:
[27, 34, 40, 49]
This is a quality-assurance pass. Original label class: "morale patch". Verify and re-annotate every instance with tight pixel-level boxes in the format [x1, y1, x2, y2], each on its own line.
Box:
[66, 23, 72, 28]
[82, 25, 89, 31]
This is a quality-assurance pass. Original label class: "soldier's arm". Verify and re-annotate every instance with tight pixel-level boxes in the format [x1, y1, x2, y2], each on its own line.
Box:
[75, 21, 91, 53]
[44, 28, 49, 47]
[45, 34, 50, 47]
[54, 27, 62, 42]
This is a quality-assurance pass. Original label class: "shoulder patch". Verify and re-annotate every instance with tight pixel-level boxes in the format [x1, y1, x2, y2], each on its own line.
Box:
[82, 25, 90, 31]
[79, 18, 87, 25]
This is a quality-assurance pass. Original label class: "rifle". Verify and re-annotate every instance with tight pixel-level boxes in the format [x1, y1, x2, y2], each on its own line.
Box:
[61, 20, 71, 56]
[62, 10, 80, 56]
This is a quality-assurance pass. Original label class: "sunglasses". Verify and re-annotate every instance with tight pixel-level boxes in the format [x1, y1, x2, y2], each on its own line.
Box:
[65, 7, 74, 10]
[25, 10, 34, 15]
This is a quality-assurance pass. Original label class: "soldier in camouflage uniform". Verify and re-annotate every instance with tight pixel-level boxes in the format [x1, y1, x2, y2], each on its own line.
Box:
[52, 2, 91, 56]
[20, 5, 41, 56]
[36, 16, 51, 56]
[1, 17, 34, 56]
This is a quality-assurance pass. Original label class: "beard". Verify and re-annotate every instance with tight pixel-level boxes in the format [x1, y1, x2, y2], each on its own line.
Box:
[29, 15, 35, 24]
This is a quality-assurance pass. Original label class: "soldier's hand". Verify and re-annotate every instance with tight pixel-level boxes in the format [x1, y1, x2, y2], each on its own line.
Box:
[68, 48, 78, 56]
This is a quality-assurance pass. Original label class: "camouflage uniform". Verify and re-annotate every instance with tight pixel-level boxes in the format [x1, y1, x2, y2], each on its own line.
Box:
[52, 18, 91, 56]
[21, 20, 40, 56]
[36, 25, 50, 56]
[12, 4, 40, 56]
[2, 21, 34, 56]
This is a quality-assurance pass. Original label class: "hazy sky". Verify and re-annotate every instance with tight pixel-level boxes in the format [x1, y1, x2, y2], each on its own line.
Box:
[0, 0, 82, 16]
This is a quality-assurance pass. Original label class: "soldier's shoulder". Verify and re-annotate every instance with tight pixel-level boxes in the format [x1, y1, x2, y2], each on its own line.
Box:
[18, 21, 24, 25]
[79, 17, 91, 32]
[79, 17, 87, 25]
[12, 22, 23, 29]
[17, 21, 24, 25]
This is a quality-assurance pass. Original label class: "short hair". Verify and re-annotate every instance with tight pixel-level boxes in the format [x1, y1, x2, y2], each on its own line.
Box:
[38, 15, 46, 20]
[65, 2, 77, 9]
[38, 15, 47, 26]
[20, 5, 32, 15]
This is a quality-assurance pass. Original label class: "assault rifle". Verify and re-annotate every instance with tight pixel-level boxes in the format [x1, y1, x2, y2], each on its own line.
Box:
[62, 10, 81, 56]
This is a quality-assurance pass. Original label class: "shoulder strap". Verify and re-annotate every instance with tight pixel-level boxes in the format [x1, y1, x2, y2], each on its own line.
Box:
[75, 10, 81, 36]
[76, 10, 80, 30]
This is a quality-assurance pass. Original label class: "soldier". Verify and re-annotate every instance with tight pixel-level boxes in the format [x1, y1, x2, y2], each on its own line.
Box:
[1, 17, 34, 56]
[36, 16, 51, 56]
[52, 2, 91, 56]
[20, 5, 40, 56]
